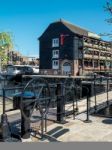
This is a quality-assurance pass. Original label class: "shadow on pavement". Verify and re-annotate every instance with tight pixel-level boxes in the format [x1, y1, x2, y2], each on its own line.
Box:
[42, 126, 69, 142]
[102, 119, 112, 125]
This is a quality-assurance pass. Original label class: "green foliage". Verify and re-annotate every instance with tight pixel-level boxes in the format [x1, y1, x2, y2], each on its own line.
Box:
[0, 32, 13, 66]
[0, 32, 13, 50]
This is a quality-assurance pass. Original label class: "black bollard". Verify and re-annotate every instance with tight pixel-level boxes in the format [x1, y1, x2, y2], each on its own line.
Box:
[13, 94, 31, 141]
[20, 97, 32, 141]
[0, 89, 10, 141]
[56, 83, 67, 124]
[21, 108, 31, 140]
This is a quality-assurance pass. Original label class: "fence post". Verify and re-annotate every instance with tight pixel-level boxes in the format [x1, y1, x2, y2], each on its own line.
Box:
[107, 78, 109, 105]
[56, 83, 66, 124]
[84, 87, 92, 123]
[94, 74, 97, 111]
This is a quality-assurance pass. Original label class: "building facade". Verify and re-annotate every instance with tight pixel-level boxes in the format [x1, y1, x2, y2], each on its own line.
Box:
[39, 19, 112, 76]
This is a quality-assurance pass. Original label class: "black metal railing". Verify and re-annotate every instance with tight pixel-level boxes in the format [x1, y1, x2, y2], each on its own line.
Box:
[0, 75, 112, 142]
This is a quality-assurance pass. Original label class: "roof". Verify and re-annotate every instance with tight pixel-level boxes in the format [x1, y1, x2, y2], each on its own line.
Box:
[54, 19, 101, 39]
[59, 19, 88, 36]
[39, 19, 101, 40]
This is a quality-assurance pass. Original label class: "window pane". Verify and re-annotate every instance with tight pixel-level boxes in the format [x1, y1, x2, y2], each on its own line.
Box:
[52, 50, 59, 58]
[52, 38, 59, 47]
[52, 60, 59, 69]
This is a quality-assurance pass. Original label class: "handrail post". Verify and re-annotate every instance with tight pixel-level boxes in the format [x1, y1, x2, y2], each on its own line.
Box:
[75, 87, 78, 112]
[56, 83, 66, 124]
[94, 74, 97, 112]
[107, 78, 109, 105]
[84, 86, 92, 123]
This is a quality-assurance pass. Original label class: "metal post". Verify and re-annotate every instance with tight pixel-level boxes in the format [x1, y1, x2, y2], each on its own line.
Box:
[107, 78, 109, 105]
[56, 83, 66, 124]
[73, 87, 78, 120]
[44, 90, 47, 133]
[84, 87, 92, 123]
[94, 74, 97, 111]
[75, 86, 79, 112]
[0, 88, 10, 141]
[21, 99, 31, 140]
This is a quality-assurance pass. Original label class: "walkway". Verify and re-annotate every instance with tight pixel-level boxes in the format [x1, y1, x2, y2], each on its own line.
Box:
[37, 113, 112, 142]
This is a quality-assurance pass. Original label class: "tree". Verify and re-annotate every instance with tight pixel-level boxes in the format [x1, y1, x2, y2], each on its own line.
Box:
[100, 1, 112, 38]
[0, 32, 13, 68]
[105, 0, 112, 23]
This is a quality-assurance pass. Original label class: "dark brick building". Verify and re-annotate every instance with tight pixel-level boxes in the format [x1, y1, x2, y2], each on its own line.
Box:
[39, 19, 112, 76]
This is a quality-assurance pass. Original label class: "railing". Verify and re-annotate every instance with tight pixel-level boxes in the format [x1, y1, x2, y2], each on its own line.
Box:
[90, 76, 112, 114]
[0, 75, 112, 142]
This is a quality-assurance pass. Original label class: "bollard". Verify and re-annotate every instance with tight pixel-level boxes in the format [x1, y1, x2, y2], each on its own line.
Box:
[20, 96, 32, 141]
[21, 107, 31, 140]
[13, 93, 31, 141]
[56, 83, 67, 124]
[0, 89, 10, 141]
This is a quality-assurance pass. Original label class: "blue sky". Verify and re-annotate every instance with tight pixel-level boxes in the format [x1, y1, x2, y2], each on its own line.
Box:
[0, 0, 111, 57]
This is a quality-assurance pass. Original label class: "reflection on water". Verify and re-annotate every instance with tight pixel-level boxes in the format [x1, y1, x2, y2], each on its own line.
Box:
[96, 105, 112, 117]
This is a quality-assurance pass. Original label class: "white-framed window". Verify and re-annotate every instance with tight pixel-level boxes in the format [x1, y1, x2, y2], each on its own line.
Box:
[52, 60, 59, 69]
[52, 50, 59, 58]
[52, 38, 59, 47]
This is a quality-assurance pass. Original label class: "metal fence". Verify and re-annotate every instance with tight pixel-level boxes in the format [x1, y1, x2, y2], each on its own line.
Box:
[0, 75, 112, 142]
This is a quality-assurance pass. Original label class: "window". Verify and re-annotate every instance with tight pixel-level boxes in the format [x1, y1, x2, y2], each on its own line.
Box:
[94, 61, 98, 68]
[52, 38, 59, 47]
[63, 62, 72, 75]
[52, 60, 59, 69]
[52, 50, 59, 58]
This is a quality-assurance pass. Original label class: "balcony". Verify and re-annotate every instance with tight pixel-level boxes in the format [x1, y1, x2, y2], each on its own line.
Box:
[93, 55, 99, 59]
[102, 46, 107, 50]
[83, 42, 93, 47]
[107, 47, 111, 51]
[94, 67, 100, 71]
[93, 44, 98, 49]
[100, 66, 105, 71]
[107, 57, 112, 61]
[84, 66, 93, 70]
[84, 54, 93, 59]
[99, 56, 106, 60]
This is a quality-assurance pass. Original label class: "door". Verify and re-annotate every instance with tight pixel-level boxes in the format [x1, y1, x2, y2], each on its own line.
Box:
[63, 62, 72, 75]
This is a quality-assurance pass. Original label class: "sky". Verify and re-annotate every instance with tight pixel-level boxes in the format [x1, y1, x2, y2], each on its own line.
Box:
[0, 0, 111, 57]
